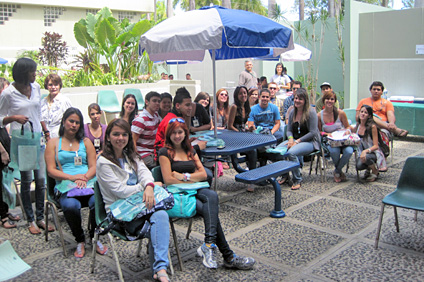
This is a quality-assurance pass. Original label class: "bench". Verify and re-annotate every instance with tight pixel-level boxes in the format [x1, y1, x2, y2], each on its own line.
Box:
[235, 160, 300, 218]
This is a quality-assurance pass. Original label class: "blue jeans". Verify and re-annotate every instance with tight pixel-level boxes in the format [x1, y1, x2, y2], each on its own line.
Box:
[20, 147, 46, 223]
[282, 141, 315, 184]
[58, 192, 96, 243]
[196, 188, 234, 261]
[328, 146, 354, 174]
[121, 210, 170, 274]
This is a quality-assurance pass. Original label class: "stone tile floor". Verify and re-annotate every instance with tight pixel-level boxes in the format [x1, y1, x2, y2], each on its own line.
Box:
[1, 137, 424, 282]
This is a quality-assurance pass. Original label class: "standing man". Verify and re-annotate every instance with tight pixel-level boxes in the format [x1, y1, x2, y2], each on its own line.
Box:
[356, 81, 408, 137]
[238, 60, 257, 90]
[248, 88, 284, 141]
[315, 82, 339, 112]
[131, 91, 162, 170]
[186, 73, 192, 80]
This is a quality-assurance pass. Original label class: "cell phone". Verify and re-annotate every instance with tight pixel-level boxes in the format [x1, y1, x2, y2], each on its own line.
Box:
[217, 144, 225, 149]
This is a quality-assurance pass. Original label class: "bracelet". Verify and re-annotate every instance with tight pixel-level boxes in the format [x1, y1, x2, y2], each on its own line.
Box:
[368, 149, 372, 153]
[44, 130, 50, 134]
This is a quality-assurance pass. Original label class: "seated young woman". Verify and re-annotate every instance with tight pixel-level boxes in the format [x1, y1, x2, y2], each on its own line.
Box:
[318, 91, 353, 183]
[158, 117, 255, 270]
[96, 119, 170, 282]
[45, 108, 107, 258]
[350, 105, 386, 182]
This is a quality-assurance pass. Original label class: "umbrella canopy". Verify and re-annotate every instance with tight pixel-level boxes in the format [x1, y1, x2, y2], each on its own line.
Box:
[0, 58, 8, 64]
[254, 44, 312, 62]
[139, 5, 294, 61]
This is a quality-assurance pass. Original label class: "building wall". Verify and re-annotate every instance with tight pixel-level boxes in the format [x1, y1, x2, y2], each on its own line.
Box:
[358, 7, 424, 100]
[0, 0, 154, 61]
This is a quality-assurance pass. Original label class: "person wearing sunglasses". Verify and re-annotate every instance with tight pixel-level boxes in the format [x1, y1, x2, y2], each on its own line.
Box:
[211, 88, 229, 130]
[282, 81, 302, 123]
[315, 82, 340, 113]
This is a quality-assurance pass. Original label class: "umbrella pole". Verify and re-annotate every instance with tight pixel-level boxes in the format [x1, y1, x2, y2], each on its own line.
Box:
[212, 50, 218, 191]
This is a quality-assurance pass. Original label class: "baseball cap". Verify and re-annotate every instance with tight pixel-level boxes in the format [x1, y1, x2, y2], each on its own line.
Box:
[320, 82, 331, 89]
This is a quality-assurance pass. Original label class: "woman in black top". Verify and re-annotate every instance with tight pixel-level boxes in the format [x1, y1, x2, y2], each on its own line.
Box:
[158, 118, 255, 270]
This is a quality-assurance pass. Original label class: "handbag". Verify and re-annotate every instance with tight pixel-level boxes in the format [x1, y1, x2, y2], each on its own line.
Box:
[97, 185, 174, 241]
[10, 121, 41, 171]
[2, 167, 16, 209]
[165, 182, 209, 218]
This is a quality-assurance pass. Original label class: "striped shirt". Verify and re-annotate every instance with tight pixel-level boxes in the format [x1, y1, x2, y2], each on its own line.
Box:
[131, 109, 162, 158]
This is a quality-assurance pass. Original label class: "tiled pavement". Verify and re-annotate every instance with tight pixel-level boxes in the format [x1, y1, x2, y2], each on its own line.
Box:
[1, 137, 424, 282]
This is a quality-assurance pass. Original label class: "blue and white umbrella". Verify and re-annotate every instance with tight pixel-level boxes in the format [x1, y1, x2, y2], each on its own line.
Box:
[0, 58, 8, 64]
[139, 5, 294, 137]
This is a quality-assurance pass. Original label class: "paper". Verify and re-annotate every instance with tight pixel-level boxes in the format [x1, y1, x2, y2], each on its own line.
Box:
[0, 240, 31, 281]
[327, 130, 348, 141]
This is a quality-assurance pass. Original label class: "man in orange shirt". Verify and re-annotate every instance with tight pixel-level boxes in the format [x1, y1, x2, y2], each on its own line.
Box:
[356, 81, 408, 137]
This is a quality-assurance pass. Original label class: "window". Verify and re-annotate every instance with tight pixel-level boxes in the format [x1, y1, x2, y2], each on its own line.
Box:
[118, 11, 137, 22]
[44, 6, 66, 27]
[86, 9, 99, 15]
[0, 4, 20, 25]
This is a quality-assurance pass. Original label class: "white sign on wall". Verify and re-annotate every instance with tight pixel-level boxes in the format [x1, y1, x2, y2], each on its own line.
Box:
[416, 45, 424, 55]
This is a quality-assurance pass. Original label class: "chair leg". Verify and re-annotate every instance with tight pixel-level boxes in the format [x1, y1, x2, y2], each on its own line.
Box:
[136, 240, 143, 257]
[90, 233, 99, 273]
[185, 218, 193, 239]
[170, 220, 184, 271]
[168, 251, 174, 276]
[390, 139, 394, 165]
[51, 203, 67, 257]
[107, 233, 125, 282]
[374, 203, 386, 249]
[354, 150, 360, 181]
[414, 210, 418, 222]
[44, 201, 49, 242]
[309, 155, 314, 175]
[393, 207, 399, 233]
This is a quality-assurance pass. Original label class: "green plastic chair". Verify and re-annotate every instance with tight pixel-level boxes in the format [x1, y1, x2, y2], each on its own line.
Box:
[124, 88, 145, 110]
[151, 166, 193, 271]
[96, 90, 121, 113]
[343, 108, 357, 125]
[374, 156, 424, 249]
[41, 93, 48, 100]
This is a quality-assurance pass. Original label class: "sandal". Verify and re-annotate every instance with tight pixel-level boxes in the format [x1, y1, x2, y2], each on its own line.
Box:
[366, 173, 379, 182]
[363, 170, 371, 179]
[246, 184, 255, 192]
[96, 241, 108, 255]
[37, 220, 55, 232]
[396, 129, 408, 137]
[340, 172, 347, 182]
[334, 172, 342, 183]
[278, 175, 288, 185]
[7, 213, 20, 221]
[291, 182, 301, 190]
[1, 218, 17, 229]
[28, 222, 41, 235]
[74, 242, 85, 258]
[222, 162, 230, 169]
[153, 271, 170, 282]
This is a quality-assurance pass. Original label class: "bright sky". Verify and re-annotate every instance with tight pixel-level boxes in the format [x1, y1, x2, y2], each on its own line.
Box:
[175, 0, 406, 21]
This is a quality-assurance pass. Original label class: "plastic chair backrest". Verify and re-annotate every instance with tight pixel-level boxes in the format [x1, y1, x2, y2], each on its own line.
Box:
[124, 88, 144, 110]
[41, 93, 48, 100]
[93, 182, 107, 226]
[151, 166, 164, 182]
[396, 157, 424, 193]
[97, 90, 121, 113]
[343, 108, 357, 125]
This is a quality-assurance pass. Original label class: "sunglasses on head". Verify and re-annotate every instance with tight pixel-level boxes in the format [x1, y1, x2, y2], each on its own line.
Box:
[169, 117, 185, 124]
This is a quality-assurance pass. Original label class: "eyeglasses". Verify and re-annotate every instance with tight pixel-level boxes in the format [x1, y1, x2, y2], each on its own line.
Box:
[169, 118, 185, 124]
[269, 87, 277, 90]
[292, 87, 299, 91]
[220, 93, 228, 97]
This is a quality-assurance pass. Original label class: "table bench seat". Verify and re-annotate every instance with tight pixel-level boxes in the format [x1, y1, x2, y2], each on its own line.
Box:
[235, 161, 300, 218]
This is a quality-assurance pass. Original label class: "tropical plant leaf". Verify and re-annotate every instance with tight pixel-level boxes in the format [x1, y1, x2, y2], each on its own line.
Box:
[98, 7, 113, 20]
[131, 20, 151, 37]
[86, 13, 97, 40]
[74, 22, 92, 48]
[96, 19, 116, 53]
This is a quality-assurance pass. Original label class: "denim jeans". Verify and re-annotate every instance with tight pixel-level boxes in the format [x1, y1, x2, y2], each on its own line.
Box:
[196, 188, 234, 261]
[20, 147, 46, 223]
[328, 146, 354, 174]
[58, 192, 96, 243]
[282, 140, 315, 184]
[123, 210, 170, 274]
[356, 152, 377, 170]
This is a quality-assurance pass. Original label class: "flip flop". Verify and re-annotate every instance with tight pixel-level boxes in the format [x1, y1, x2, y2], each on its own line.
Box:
[7, 213, 20, 221]
[96, 241, 108, 255]
[398, 129, 408, 137]
[28, 222, 41, 235]
[278, 175, 288, 185]
[74, 242, 85, 258]
[291, 183, 301, 190]
[1, 218, 17, 229]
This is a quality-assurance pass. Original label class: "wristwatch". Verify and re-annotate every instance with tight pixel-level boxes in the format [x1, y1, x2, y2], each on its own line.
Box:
[183, 173, 191, 182]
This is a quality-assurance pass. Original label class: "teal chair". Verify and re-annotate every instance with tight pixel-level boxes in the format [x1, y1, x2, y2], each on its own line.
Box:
[343, 108, 357, 125]
[97, 90, 121, 124]
[151, 166, 193, 271]
[41, 93, 48, 100]
[374, 157, 424, 248]
[124, 88, 145, 110]
[90, 182, 175, 281]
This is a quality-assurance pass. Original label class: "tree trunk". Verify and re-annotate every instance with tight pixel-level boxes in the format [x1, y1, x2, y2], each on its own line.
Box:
[189, 0, 195, 10]
[222, 0, 231, 8]
[328, 0, 335, 17]
[167, 0, 173, 18]
[415, 0, 424, 7]
[381, 0, 389, 7]
[335, 0, 342, 17]
[268, 0, 276, 18]
[299, 0, 305, 20]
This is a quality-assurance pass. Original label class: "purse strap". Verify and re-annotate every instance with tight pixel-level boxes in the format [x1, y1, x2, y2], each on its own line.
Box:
[21, 121, 34, 139]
